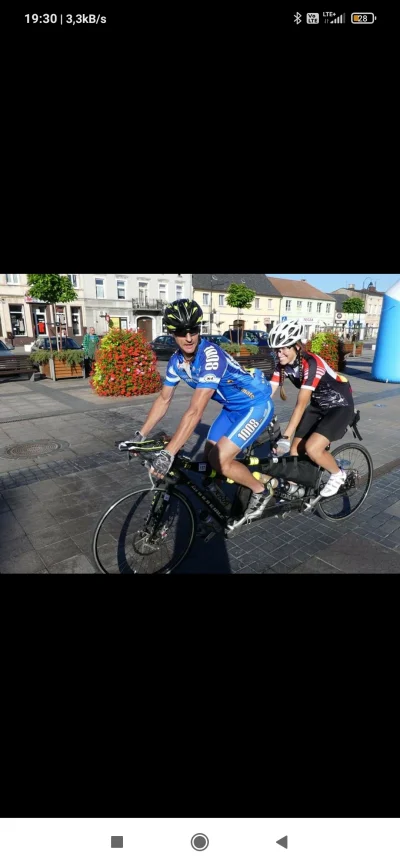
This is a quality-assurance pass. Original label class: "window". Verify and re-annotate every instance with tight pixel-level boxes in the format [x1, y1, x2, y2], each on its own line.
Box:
[159, 285, 167, 304]
[120, 318, 128, 329]
[326, 303, 331, 313]
[317, 302, 322, 313]
[219, 295, 225, 306]
[285, 300, 291, 311]
[175, 287, 183, 300]
[6, 274, 19, 284]
[67, 274, 78, 288]
[95, 278, 105, 299]
[255, 298, 260, 309]
[203, 293, 210, 305]
[9, 305, 26, 335]
[71, 307, 81, 337]
[307, 301, 312, 312]
[297, 301, 302, 310]
[117, 279, 126, 300]
[268, 299, 273, 310]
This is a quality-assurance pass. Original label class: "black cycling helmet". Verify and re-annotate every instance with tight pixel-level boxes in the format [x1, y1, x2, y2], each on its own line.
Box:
[163, 299, 203, 333]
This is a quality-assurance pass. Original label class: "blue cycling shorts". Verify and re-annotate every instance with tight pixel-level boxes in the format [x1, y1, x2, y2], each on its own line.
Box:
[208, 398, 275, 451]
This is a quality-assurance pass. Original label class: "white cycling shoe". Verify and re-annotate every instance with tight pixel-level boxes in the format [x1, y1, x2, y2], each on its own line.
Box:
[320, 469, 347, 497]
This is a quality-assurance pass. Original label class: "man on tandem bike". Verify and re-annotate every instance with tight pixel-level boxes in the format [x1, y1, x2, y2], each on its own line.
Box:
[120, 299, 278, 529]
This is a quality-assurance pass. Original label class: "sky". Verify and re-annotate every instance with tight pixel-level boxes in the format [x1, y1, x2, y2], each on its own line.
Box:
[266, 274, 400, 295]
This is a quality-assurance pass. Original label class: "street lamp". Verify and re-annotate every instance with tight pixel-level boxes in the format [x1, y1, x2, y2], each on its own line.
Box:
[362, 277, 374, 290]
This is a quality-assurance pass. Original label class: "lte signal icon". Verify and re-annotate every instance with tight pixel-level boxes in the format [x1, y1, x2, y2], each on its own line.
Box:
[323, 11, 336, 15]
[307, 12, 319, 22]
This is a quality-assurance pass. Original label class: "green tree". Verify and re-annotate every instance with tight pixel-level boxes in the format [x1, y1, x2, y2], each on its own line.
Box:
[26, 274, 78, 352]
[342, 297, 365, 314]
[225, 283, 256, 343]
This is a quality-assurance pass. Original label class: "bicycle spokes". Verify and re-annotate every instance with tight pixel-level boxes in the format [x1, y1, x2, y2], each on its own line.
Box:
[317, 443, 373, 521]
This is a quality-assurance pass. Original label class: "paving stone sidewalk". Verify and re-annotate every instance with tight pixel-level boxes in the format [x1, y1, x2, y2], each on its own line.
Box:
[1, 350, 400, 575]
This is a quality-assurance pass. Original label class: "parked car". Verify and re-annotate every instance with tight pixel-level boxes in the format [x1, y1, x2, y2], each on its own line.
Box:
[206, 335, 232, 345]
[150, 335, 178, 359]
[30, 336, 83, 352]
[222, 329, 269, 345]
[0, 339, 15, 356]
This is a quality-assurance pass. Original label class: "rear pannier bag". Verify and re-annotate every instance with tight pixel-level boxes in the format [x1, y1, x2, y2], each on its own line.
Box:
[260, 454, 320, 487]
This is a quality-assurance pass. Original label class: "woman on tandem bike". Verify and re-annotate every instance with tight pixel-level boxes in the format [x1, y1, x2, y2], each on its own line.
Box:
[267, 319, 355, 497]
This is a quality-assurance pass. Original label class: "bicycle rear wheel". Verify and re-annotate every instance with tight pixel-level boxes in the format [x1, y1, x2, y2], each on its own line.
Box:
[316, 442, 373, 522]
[93, 486, 196, 574]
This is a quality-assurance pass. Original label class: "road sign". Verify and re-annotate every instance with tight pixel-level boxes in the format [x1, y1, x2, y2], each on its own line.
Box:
[281, 316, 287, 321]
[348, 320, 354, 327]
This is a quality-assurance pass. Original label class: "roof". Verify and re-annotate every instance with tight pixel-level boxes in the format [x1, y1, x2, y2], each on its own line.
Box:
[265, 276, 332, 301]
[331, 286, 385, 297]
[192, 274, 281, 297]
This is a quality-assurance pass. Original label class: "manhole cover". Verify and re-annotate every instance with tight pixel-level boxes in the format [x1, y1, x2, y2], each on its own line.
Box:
[5, 439, 68, 459]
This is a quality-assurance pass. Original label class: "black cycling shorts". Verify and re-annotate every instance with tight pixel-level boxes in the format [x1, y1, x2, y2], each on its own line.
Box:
[294, 402, 355, 443]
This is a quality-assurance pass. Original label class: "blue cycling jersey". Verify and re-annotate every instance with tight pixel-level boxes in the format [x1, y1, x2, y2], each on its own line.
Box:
[164, 338, 272, 409]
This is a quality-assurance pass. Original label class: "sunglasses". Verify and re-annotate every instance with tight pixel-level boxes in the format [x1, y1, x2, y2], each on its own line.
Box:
[175, 327, 200, 337]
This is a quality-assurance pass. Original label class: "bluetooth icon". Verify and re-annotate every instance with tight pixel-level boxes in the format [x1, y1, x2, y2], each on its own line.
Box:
[294, 11, 302, 23]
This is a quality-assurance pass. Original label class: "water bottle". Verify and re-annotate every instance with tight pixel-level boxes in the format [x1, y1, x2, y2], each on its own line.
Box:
[286, 483, 306, 499]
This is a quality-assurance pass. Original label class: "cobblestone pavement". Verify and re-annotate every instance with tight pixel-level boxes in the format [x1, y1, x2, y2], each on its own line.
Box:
[1, 350, 400, 574]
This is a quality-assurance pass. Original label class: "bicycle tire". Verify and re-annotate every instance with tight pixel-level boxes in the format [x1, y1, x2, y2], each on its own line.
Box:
[92, 486, 196, 574]
[316, 442, 373, 522]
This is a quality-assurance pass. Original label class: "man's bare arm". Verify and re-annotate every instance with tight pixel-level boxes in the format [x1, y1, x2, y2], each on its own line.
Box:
[164, 387, 215, 456]
[140, 385, 176, 437]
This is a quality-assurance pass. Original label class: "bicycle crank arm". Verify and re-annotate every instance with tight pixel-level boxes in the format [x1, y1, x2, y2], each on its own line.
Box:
[303, 494, 323, 513]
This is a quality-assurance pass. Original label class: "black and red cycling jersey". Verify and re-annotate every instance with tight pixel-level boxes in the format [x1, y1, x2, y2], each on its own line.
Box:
[271, 350, 353, 411]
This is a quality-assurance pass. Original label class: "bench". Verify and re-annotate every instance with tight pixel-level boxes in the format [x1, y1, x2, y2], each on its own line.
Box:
[0, 355, 37, 381]
[238, 348, 276, 380]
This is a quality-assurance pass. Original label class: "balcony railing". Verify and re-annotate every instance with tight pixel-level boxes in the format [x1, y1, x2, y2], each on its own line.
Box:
[132, 298, 165, 312]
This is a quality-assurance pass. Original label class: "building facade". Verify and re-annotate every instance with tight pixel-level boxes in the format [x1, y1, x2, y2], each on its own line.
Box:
[192, 274, 281, 336]
[0, 274, 192, 346]
[80, 273, 192, 341]
[330, 285, 384, 339]
[0, 273, 85, 346]
[265, 277, 337, 340]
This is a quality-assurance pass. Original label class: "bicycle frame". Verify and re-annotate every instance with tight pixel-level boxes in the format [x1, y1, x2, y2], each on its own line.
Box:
[142, 452, 320, 534]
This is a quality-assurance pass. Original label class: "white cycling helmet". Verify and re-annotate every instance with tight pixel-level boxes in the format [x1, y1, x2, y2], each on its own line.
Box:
[268, 319, 304, 349]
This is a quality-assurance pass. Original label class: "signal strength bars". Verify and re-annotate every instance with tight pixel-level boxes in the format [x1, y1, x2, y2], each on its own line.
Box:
[327, 12, 346, 22]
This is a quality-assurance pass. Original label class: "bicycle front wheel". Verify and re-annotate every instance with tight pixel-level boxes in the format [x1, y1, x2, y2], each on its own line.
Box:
[316, 442, 373, 522]
[93, 486, 196, 574]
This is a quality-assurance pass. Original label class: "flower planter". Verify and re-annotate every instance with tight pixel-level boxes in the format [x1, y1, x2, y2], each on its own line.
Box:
[342, 343, 362, 357]
[40, 358, 85, 380]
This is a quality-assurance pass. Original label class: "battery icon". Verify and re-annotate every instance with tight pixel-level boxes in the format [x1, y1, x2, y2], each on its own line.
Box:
[351, 12, 376, 22]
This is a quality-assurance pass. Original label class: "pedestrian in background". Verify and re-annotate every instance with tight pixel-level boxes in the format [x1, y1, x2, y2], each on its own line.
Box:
[82, 326, 100, 377]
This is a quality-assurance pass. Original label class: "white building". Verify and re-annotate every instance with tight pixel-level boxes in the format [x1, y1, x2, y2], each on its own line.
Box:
[80, 273, 192, 341]
[266, 277, 337, 340]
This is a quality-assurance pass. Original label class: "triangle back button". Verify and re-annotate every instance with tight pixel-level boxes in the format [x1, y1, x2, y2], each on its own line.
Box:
[276, 836, 288, 849]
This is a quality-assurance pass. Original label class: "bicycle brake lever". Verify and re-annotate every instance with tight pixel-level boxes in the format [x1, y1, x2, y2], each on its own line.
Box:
[142, 460, 157, 488]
